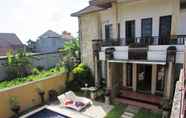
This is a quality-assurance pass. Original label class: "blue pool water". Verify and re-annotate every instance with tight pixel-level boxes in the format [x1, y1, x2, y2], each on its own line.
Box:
[27, 108, 70, 118]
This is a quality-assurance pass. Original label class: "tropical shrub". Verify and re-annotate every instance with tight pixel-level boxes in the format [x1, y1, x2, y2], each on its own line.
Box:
[5, 50, 32, 80]
[65, 64, 93, 91]
[59, 38, 80, 79]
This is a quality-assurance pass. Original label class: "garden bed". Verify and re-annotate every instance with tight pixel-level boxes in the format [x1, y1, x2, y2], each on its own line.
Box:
[0, 72, 65, 118]
[0, 67, 64, 90]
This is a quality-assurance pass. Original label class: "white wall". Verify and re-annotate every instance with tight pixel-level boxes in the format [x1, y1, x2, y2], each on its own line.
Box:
[118, 0, 173, 40]
[99, 8, 113, 39]
[98, 0, 185, 44]
[179, 9, 186, 35]
[80, 13, 100, 72]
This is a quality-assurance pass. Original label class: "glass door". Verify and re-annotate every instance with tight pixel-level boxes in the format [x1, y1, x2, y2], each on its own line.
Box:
[126, 20, 135, 45]
[159, 15, 172, 45]
[137, 65, 152, 93]
[141, 18, 152, 44]
[126, 64, 133, 88]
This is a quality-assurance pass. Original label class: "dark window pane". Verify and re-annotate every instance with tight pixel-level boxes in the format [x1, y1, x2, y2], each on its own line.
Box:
[141, 18, 152, 37]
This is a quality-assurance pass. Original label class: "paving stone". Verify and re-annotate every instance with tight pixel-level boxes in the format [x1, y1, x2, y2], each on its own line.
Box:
[121, 114, 133, 118]
[121, 105, 140, 118]
[124, 112, 135, 117]
[125, 105, 139, 114]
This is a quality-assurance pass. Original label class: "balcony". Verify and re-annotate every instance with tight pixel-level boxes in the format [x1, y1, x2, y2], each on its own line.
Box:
[93, 35, 186, 47]
[93, 35, 186, 64]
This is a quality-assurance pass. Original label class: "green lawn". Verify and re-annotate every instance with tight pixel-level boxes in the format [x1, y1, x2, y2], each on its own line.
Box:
[105, 103, 127, 118]
[134, 109, 162, 118]
[105, 103, 162, 118]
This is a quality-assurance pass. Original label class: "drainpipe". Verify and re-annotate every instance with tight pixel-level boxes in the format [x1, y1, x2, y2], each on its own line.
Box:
[78, 16, 82, 62]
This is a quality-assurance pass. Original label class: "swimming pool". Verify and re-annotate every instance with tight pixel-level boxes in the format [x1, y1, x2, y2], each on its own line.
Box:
[27, 108, 70, 118]
[20, 106, 72, 118]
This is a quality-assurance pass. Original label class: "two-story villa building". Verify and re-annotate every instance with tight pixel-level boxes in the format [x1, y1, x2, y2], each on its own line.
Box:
[72, 0, 186, 110]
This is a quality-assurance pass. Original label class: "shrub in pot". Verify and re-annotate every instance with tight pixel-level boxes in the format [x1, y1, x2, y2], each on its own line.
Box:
[160, 98, 172, 118]
[48, 89, 58, 102]
[9, 96, 20, 118]
[72, 64, 93, 88]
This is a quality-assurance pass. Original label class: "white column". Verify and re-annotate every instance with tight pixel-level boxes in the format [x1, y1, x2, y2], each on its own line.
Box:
[165, 62, 173, 99]
[94, 56, 99, 87]
[132, 64, 137, 92]
[151, 65, 157, 95]
[123, 63, 127, 87]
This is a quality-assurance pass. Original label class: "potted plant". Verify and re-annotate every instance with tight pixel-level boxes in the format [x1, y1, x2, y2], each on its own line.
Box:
[160, 98, 172, 118]
[9, 96, 20, 118]
[36, 84, 45, 104]
[104, 89, 111, 105]
[48, 89, 58, 102]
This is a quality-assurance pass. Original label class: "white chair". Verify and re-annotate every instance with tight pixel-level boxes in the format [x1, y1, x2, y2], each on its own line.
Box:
[58, 91, 92, 111]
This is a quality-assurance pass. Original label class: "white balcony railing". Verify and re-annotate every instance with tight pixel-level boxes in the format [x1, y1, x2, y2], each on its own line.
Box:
[99, 45, 184, 64]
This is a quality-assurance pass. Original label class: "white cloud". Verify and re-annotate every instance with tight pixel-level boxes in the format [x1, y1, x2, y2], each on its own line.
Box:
[0, 0, 89, 43]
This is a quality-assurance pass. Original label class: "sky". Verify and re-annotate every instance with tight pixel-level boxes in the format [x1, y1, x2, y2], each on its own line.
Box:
[0, 0, 89, 44]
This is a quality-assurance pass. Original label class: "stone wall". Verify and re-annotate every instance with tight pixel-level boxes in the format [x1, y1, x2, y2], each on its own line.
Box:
[79, 12, 101, 73]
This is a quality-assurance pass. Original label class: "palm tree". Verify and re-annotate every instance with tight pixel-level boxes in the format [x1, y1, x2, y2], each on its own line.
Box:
[60, 38, 80, 78]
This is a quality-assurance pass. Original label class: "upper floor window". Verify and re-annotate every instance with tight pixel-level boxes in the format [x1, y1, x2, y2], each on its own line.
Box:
[141, 18, 152, 37]
[118, 23, 120, 39]
[181, 2, 186, 9]
[105, 24, 113, 40]
[125, 20, 135, 45]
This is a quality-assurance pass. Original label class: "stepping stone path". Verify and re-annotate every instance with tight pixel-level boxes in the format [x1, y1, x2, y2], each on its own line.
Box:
[121, 105, 140, 118]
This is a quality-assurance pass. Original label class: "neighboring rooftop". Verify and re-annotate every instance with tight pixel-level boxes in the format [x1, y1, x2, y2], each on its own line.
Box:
[0, 33, 23, 56]
[62, 31, 74, 41]
[71, 5, 105, 17]
[39, 30, 61, 39]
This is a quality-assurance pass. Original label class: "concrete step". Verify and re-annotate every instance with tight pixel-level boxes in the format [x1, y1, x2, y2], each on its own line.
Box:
[119, 90, 161, 106]
[115, 98, 161, 112]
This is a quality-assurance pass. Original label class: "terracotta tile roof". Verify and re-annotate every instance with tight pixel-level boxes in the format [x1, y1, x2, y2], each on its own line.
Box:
[71, 5, 105, 17]
[62, 31, 74, 41]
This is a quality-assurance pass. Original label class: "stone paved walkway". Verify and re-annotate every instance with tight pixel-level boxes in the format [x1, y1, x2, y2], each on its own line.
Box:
[121, 105, 140, 118]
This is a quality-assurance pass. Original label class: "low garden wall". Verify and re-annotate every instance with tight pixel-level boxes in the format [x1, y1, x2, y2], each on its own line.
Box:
[0, 73, 65, 118]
